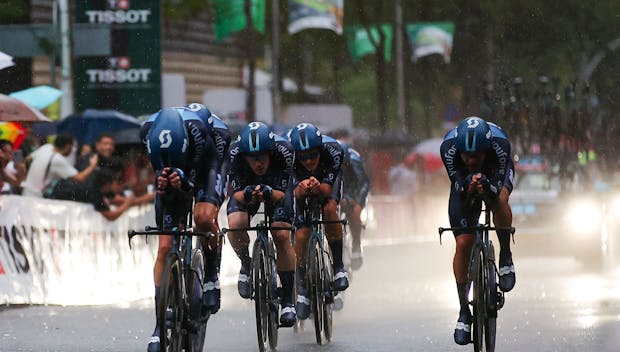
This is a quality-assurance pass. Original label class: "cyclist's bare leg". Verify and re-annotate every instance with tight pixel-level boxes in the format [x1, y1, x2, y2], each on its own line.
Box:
[323, 199, 343, 241]
[294, 227, 311, 269]
[347, 202, 364, 252]
[272, 223, 297, 312]
[154, 235, 173, 287]
[491, 188, 513, 254]
[195, 202, 222, 311]
[226, 211, 251, 260]
[194, 202, 220, 250]
[272, 224, 296, 271]
[454, 233, 474, 312]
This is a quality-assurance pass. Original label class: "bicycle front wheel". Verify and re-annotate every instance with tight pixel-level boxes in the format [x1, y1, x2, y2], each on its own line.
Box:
[253, 239, 279, 352]
[321, 243, 334, 342]
[308, 236, 327, 345]
[471, 247, 486, 352]
[159, 252, 183, 352]
[188, 248, 207, 352]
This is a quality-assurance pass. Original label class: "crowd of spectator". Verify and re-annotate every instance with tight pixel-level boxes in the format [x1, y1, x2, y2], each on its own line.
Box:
[0, 133, 155, 221]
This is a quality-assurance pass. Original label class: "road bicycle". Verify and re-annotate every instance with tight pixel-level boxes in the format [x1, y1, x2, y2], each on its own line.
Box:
[439, 199, 515, 352]
[129, 192, 214, 352]
[221, 201, 295, 352]
[299, 196, 346, 344]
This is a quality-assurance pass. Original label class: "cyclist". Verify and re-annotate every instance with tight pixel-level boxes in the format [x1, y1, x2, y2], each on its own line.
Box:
[288, 123, 348, 320]
[184, 103, 231, 314]
[141, 107, 218, 352]
[440, 116, 516, 345]
[226, 122, 298, 327]
[338, 140, 370, 270]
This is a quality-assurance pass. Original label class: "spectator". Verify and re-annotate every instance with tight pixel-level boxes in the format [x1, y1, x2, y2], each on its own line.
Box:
[52, 167, 137, 221]
[0, 140, 26, 194]
[21, 134, 98, 198]
[77, 133, 123, 177]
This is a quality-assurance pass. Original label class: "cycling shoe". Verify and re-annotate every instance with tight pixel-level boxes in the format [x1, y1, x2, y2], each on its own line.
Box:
[333, 266, 349, 291]
[498, 252, 516, 292]
[238, 264, 252, 299]
[454, 310, 472, 345]
[279, 304, 297, 327]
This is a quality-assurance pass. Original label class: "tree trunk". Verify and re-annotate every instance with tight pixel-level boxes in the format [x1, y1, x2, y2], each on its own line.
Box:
[244, 0, 256, 122]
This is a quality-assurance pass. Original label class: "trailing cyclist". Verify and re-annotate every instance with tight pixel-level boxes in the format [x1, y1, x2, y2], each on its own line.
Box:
[440, 116, 516, 345]
[288, 123, 348, 320]
[140, 106, 220, 352]
[338, 140, 370, 270]
[226, 122, 298, 327]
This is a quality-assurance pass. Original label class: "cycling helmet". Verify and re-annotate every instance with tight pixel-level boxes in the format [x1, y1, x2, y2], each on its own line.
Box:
[237, 121, 275, 153]
[184, 103, 214, 130]
[455, 116, 492, 153]
[288, 123, 322, 151]
[146, 108, 189, 169]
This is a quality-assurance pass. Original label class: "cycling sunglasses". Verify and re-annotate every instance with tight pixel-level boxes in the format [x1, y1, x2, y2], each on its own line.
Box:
[245, 152, 269, 162]
[297, 151, 319, 161]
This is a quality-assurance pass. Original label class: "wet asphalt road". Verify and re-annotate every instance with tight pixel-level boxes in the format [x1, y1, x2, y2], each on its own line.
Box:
[2, 236, 620, 352]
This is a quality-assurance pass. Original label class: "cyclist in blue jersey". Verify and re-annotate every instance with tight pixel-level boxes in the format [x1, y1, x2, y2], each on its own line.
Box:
[140, 107, 218, 352]
[288, 123, 348, 320]
[440, 116, 516, 345]
[338, 140, 370, 270]
[226, 122, 298, 327]
[183, 103, 231, 314]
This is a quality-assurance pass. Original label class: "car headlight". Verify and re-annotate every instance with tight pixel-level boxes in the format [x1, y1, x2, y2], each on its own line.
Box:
[564, 199, 602, 235]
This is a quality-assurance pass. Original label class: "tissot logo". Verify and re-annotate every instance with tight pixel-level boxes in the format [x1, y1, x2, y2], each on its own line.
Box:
[85, 0, 151, 25]
[86, 57, 152, 84]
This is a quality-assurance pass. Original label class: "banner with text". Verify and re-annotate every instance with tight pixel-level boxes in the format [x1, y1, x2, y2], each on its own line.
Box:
[288, 0, 344, 35]
[73, 0, 161, 117]
[406, 22, 454, 63]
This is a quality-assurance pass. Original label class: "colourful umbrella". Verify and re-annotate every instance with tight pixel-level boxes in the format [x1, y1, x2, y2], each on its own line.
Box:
[9, 85, 63, 110]
[0, 122, 26, 149]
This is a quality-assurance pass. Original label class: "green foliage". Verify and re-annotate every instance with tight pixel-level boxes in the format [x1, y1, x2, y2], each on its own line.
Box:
[0, 0, 28, 24]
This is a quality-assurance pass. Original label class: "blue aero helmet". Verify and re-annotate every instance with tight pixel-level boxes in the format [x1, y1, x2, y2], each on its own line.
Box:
[288, 123, 322, 151]
[455, 116, 492, 153]
[184, 102, 214, 130]
[146, 108, 189, 169]
[238, 121, 275, 153]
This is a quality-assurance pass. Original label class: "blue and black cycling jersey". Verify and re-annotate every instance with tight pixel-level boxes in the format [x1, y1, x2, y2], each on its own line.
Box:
[227, 134, 295, 223]
[292, 135, 344, 188]
[342, 146, 370, 208]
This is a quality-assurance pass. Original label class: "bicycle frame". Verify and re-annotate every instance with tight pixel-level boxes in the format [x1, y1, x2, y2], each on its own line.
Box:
[128, 193, 214, 352]
[438, 201, 515, 352]
[221, 202, 295, 352]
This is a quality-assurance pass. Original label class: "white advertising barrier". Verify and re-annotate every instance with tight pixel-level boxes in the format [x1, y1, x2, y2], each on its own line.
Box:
[0, 195, 239, 306]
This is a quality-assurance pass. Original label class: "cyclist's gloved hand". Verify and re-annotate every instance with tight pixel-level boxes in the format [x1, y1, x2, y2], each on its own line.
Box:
[243, 185, 255, 202]
[170, 167, 194, 192]
[260, 184, 273, 201]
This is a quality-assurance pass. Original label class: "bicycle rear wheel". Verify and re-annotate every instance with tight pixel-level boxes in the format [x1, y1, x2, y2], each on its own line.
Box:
[266, 239, 279, 351]
[188, 248, 208, 352]
[159, 252, 183, 352]
[309, 236, 327, 344]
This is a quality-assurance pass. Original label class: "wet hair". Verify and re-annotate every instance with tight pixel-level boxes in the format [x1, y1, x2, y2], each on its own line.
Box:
[93, 167, 116, 190]
[0, 139, 13, 151]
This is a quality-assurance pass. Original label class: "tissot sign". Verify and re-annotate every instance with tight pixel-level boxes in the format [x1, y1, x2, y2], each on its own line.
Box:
[74, 0, 161, 116]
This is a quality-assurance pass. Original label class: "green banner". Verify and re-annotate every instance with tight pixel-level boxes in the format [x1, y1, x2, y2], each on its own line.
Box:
[214, 0, 266, 41]
[288, 0, 343, 35]
[73, 0, 161, 117]
[345, 24, 393, 63]
[406, 22, 454, 63]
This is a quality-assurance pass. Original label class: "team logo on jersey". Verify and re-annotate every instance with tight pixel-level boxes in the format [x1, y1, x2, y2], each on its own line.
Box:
[159, 130, 172, 148]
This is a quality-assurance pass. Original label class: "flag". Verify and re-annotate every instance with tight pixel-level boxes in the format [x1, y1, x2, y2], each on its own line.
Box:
[345, 24, 393, 63]
[406, 22, 455, 63]
[214, 0, 266, 41]
[288, 0, 344, 35]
